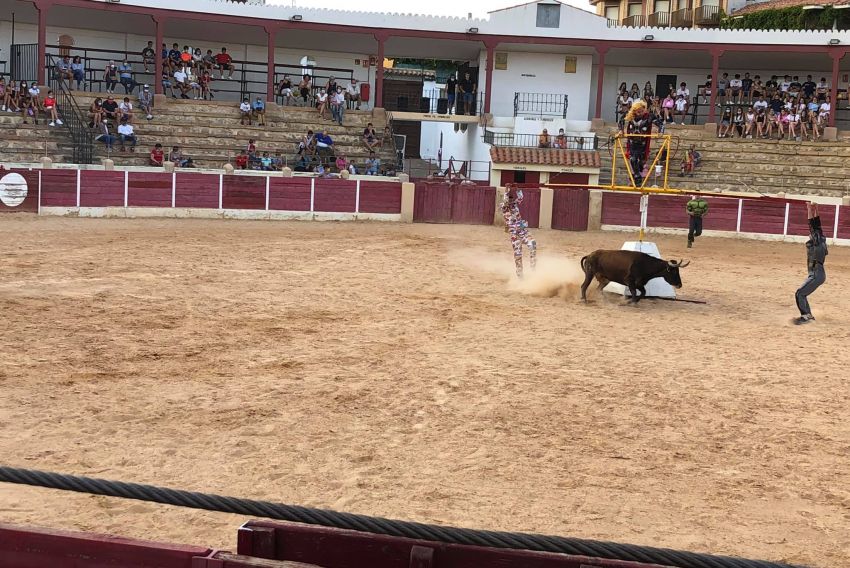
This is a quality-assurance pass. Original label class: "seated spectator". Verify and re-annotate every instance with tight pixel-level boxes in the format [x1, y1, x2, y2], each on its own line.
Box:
[278, 75, 294, 105]
[717, 106, 732, 138]
[102, 96, 120, 121]
[732, 107, 745, 137]
[537, 128, 551, 148]
[330, 86, 345, 125]
[56, 55, 73, 85]
[215, 47, 234, 80]
[315, 130, 334, 158]
[298, 129, 315, 156]
[348, 162, 357, 175]
[673, 94, 688, 125]
[89, 97, 105, 127]
[104, 61, 119, 94]
[139, 85, 154, 120]
[273, 152, 284, 171]
[235, 150, 248, 169]
[753, 95, 768, 113]
[742, 72, 753, 104]
[239, 97, 252, 125]
[187, 65, 202, 100]
[752, 75, 763, 102]
[142, 41, 156, 73]
[335, 153, 348, 172]
[119, 97, 134, 123]
[755, 108, 766, 138]
[729, 74, 742, 104]
[151, 144, 165, 167]
[362, 123, 380, 151]
[345, 78, 361, 110]
[202, 49, 216, 74]
[118, 118, 137, 152]
[71, 56, 85, 90]
[382, 125, 392, 147]
[326, 75, 338, 95]
[789, 76, 802, 99]
[119, 60, 136, 94]
[246, 138, 257, 157]
[95, 120, 117, 151]
[298, 74, 312, 106]
[199, 70, 213, 100]
[816, 77, 828, 103]
[28, 82, 43, 113]
[252, 96, 266, 126]
[44, 90, 62, 127]
[260, 152, 273, 171]
[0, 78, 15, 112]
[167, 43, 182, 72]
[180, 46, 192, 67]
[19, 84, 36, 125]
[316, 88, 329, 120]
[162, 70, 175, 98]
[802, 75, 816, 101]
[365, 151, 380, 175]
[173, 66, 190, 99]
[169, 145, 191, 167]
[675, 82, 690, 113]
[192, 47, 204, 69]
[661, 92, 674, 123]
[553, 128, 567, 149]
[744, 107, 755, 138]
[818, 99, 830, 126]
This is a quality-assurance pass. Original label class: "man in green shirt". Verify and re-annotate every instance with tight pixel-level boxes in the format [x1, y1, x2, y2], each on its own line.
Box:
[686, 195, 708, 248]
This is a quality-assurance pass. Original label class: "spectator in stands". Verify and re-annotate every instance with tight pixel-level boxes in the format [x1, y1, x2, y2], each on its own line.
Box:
[789, 75, 802, 99]
[325, 75, 338, 96]
[192, 48, 204, 69]
[168, 43, 181, 71]
[674, 94, 688, 125]
[315, 129, 334, 158]
[643, 81, 654, 101]
[104, 61, 119, 94]
[298, 74, 312, 106]
[752, 75, 763, 102]
[150, 143, 165, 166]
[119, 59, 136, 94]
[119, 97, 134, 123]
[701, 74, 712, 104]
[161, 70, 175, 98]
[298, 129, 315, 156]
[362, 123, 380, 151]
[0, 79, 9, 112]
[808, 107, 821, 141]
[382, 125, 392, 148]
[553, 128, 567, 149]
[95, 120, 116, 151]
[56, 55, 73, 85]
[273, 152, 284, 171]
[799, 107, 811, 141]
[174, 66, 191, 99]
[239, 97, 252, 125]
[200, 70, 213, 100]
[187, 64, 202, 99]
[769, 93, 783, 114]
[142, 41, 156, 73]
[661, 91, 674, 123]
[629, 83, 640, 100]
[744, 106, 755, 138]
[246, 138, 257, 157]
[331, 86, 345, 125]
[294, 153, 311, 172]
[215, 47, 234, 79]
[71, 56, 85, 90]
[235, 149, 248, 170]
[118, 117, 137, 152]
[28, 82, 43, 114]
[102, 96, 120, 121]
[139, 85, 154, 120]
[252, 96, 266, 126]
[680, 148, 694, 177]
[537, 128, 551, 148]
[259, 152, 273, 171]
[717, 106, 732, 138]
[755, 108, 766, 138]
[89, 97, 104, 127]
[729, 73, 742, 104]
[675, 82, 689, 114]
[801, 75, 816, 102]
[765, 75, 778, 99]
[764, 108, 777, 138]
[44, 90, 62, 127]
[335, 154, 348, 172]
[170, 146, 190, 167]
[742, 72, 753, 104]
[278, 75, 294, 105]
[818, 98, 830, 126]
[446, 73, 458, 115]
[732, 107, 745, 137]
[345, 78, 361, 110]
[777, 108, 790, 139]
[19, 84, 36, 125]
[780, 74, 791, 96]
[816, 77, 828, 103]
[316, 87, 329, 120]
[179, 46, 192, 67]
[365, 151, 380, 175]
[753, 95, 768, 114]
[459, 71, 476, 115]
[716, 72, 728, 106]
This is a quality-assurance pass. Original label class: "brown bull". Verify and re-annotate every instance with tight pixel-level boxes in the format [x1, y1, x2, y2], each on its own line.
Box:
[580, 250, 690, 303]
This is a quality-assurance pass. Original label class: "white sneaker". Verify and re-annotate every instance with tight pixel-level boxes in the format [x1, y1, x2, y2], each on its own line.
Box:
[0, 106, 4, 111]
[56, 119, 63, 125]
[681, 122, 685, 125]
[147, 114, 153, 120]
[49, 121, 56, 126]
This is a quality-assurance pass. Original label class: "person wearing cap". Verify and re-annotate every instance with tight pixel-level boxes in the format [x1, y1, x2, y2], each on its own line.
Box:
[252, 96, 266, 127]
[794, 202, 828, 325]
[345, 78, 361, 110]
[686, 194, 708, 249]
[117, 117, 137, 152]
[239, 97, 252, 125]
[103, 61, 119, 94]
[139, 84, 154, 120]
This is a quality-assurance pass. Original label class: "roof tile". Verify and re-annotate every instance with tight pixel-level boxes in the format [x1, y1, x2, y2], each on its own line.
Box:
[732, 0, 850, 16]
[490, 147, 601, 168]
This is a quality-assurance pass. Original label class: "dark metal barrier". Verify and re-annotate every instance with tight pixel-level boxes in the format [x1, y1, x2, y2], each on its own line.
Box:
[10, 43, 38, 82]
[46, 54, 94, 164]
[483, 130, 597, 150]
[514, 92, 569, 118]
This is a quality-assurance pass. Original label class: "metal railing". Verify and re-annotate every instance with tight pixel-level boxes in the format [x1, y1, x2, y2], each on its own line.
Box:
[483, 130, 597, 150]
[384, 89, 486, 116]
[607, 18, 621, 27]
[622, 14, 646, 27]
[406, 157, 492, 182]
[513, 92, 569, 118]
[647, 11, 671, 26]
[671, 8, 693, 27]
[10, 43, 38, 82]
[46, 54, 93, 164]
[694, 4, 721, 25]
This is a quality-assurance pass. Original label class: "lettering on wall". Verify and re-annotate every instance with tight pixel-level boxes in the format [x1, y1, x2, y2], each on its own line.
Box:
[521, 73, 536, 78]
[564, 56, 577, 74]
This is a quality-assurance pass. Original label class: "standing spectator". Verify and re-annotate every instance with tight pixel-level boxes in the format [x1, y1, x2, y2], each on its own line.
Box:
[446, 72, 457, 115]
[215, 47, 234, 79]
[752, 75, 763, 102]
[118, 118, 137, 152]
[102, 95, 120, 121]
[331, 86, 345, 125]
[44, 90, 62, 127]
[252, 96, 266, 126]
[139, 84, 154, 120]
[235, 149, 248, 170]
[95, 120, 117, 151]
[365, 151, 380, 175]
[150, 143, 165, 166]
[169, 146, 190, 167]
[742, 72, 753, 104]
[458, 71, 476, 115]
[199, 70, 213, 100]
[142, 41, 156, 73]
[71, 56, 85, 90]
[701, 74, 712, 104]
[104, 61, 119, 94]
[239, 97, 252, 125]
[298, 74, 312, 106]
[537, 128, 551, 148]
[362, 123, 380, 151]
[316, 87, 329, 120]
[119, 96, 134, 123]
[674, 94, 688, 125]
[716, 72, 728, 106]
[345, 78, 361, 110]
[0, 78, 10, 112]
[729, 73, 742, 104]
[278, 74, 294, 105]
[246, 138, 257, 157]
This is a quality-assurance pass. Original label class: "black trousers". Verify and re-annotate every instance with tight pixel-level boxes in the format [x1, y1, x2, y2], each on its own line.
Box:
[796, 264, 826, 316]
[688, 215, 703, 242]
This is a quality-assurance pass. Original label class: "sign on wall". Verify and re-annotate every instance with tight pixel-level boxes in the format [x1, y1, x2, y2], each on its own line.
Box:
[495, 52, 508, 70]
[564, 56, 577, 74]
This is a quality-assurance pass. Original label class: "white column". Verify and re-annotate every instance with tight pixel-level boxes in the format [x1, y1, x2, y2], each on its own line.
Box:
[124, 171, 129, 207]
[76, 169, 81, 208]
[783, 203, 789, 236]
[736, 199, 743, 232]
[218, 174, 224, 210]
[355, 179, 361, 213]
[172, 172, 176, 208]
[265, 176, 270, 211]
[310, 177, 315, 212]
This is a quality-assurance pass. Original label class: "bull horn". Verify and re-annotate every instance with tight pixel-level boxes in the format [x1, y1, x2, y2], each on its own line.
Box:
[678, 259, 691, 268]
[667, 260, 679, 267]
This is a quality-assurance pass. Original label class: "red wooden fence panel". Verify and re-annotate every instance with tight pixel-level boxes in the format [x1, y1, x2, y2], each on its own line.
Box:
[739, 199, 785, 235]
[0, 169, 39, 213]
[269, 177, 311, 212]
[551, 188, 589, 231]
[413, 182, 452, 223]
[314, 178, 356, 213]
[127, 172, 172, 207]
[359, 181, 402, 214]
[784, 201, 837, 237]
[600, 192, 641, 226]
[646, 195, 689, 229]
[515, 187, 540, 229]
[175, 172, 219, 208]
[40, 169, 78, 207]
[451, 185, 495, 225]
[836, 205, 850, 239]
[699, 197, 740, 232]
[222, 175, 265, 210]
[80, 170, 124, 207]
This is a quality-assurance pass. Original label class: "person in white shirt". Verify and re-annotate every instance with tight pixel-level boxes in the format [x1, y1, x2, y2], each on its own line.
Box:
[675, 82, 690, 117]
[187, 66, 201, 99]
[753, 96, 768, 112]
[119, 97, 133, 123]
[117, 119, 137, 152]
[345, 78, 361, 110]
[779, 76, 791, 94]
[787, 111, 800, 140]
[331, 87, 345, 125]
[173, 67, 189, 99]
[674, 94, 688, 125]
[729, 74, 743, 104]
[239, 97, 252, 125]
[28, 84, 43, 112]
[316, 88, 329, 120]
[818, 101, 830, 125]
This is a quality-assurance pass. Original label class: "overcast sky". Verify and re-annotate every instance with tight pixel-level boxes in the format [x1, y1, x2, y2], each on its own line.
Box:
[267, 0, 594, 17]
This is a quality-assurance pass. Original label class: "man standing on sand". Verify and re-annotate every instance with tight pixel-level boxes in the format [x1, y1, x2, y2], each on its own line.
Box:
[686, 194, 708, 248]
[795, 202, 827, 325]
[501, 185, 537, 279]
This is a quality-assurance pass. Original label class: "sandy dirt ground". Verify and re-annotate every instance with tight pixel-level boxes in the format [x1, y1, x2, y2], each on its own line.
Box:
[0, 216, 848, 567]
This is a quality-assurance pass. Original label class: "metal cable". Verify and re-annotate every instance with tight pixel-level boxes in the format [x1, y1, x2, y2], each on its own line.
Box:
[0, 466, 806, 568]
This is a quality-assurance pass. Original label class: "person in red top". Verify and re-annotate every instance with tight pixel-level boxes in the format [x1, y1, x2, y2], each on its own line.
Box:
[214, 47, 234, 80]
[44, 90, 63, 127]
[235, 150, 248, 170]
[150, 143, 165, 167]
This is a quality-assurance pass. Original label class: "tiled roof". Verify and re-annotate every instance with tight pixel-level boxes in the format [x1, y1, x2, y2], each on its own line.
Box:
[732, 0, 850, 16]
[489, 147, 601, 168]
[384, 68, 437, 80]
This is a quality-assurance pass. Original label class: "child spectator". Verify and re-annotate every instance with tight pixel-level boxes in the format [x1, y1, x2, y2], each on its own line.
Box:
[139, 85, 154, 120]
[119, 60, 136, 94]
[247, 138, 257, 156]
[675, 82, 689, 115]
[239, 97, 252, 125]
[235, 149, 248, 170]
[119, 97, 134, 123]
[71, 56, 85, 90]
[44, 90, 62, 127]
[104, 61, 119, 94]
[674, 94, 688, 125]
[215, 47, 234, 79]
[118, 118, 137, 152]
[365, 151, 380, 175]
[150, 143, 165, 166]
[680, 148, 694, 177]
[142, 41, 156, 73]
[252, 97, 266, 126]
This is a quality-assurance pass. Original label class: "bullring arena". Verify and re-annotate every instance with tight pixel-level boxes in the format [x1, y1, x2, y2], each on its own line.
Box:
[1, 213, 849, 567]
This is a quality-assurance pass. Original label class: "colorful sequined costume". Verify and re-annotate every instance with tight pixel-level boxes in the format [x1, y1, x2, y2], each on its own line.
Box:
[502, 188, 537, 278]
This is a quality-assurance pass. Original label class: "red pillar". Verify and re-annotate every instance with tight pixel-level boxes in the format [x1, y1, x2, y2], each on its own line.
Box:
[266, 27, 277, 102]
[708, 48, 723, 124]
[483, 40, 497, 114]
[154, 16, 165, 96]
[374, 33, 388, 109]
[594, 46, 608, 119]
[35, 1, 51, 86]
[828, 49, 844, 128]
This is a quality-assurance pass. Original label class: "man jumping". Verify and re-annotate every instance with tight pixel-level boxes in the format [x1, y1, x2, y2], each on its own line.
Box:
[501, 185, 536, 278]
[795, 202, 827, 324]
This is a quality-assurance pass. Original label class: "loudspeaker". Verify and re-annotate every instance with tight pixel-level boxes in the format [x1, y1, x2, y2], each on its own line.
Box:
[397, 96, 408, 111]
[419, 96, 431, 113]
[436, 98, 448, 114]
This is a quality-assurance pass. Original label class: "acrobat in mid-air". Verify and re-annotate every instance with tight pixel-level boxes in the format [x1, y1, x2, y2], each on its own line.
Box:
[795, 202, 827, 325]
[501, 185, 537, 278]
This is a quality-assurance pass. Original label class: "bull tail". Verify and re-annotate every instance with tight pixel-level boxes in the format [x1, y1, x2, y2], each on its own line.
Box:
[580, 255, 589, 272]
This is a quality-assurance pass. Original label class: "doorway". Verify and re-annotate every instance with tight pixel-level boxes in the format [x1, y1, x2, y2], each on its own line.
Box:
[655, 74, 677, 99]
